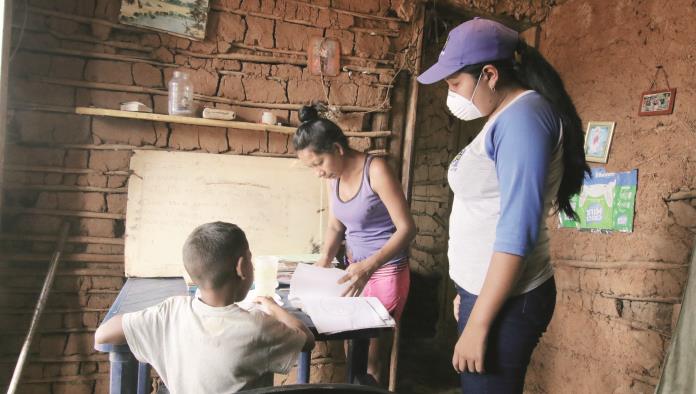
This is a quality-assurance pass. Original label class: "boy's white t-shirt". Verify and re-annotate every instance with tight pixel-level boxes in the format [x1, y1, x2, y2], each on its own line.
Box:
[122, 295, 306, 394]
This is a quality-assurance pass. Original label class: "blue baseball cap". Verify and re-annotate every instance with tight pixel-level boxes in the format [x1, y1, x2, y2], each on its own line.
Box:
[417, 18, 519, 85]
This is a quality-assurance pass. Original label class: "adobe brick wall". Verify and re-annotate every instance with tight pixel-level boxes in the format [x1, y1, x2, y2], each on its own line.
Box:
[1, 0, 420, 392]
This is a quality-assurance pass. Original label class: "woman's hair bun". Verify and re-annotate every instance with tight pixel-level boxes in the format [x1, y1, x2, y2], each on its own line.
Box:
[298, 105, 319, 123]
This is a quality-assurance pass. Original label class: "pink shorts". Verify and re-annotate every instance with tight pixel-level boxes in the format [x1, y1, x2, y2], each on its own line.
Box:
[362, 262, 410, 321]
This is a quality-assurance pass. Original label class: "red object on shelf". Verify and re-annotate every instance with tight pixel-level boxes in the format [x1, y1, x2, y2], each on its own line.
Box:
[308, 37, 341, 77]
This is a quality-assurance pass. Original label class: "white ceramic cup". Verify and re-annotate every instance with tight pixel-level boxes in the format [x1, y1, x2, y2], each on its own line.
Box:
[261, 111, 277, 125]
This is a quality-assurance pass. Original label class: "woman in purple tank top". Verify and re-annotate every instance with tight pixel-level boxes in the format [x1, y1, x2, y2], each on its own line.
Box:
[294, 105, 416, 384]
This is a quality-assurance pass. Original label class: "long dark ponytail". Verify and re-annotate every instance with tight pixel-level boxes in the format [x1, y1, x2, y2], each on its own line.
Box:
[459, 40, 590, 219]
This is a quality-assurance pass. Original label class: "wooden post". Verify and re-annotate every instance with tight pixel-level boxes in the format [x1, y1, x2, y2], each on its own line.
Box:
[388, 72, 409, 178]
[400, 4, 425, 200]
[0, 0, 11, 228]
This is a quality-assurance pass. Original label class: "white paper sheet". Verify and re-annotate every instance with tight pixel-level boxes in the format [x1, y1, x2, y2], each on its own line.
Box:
[301, 297, 395, 334]
[288, 263, 350, 302]
[288, 264, 395, 334]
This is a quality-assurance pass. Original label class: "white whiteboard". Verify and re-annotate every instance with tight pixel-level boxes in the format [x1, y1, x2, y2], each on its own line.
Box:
[125, 150, 326, 278]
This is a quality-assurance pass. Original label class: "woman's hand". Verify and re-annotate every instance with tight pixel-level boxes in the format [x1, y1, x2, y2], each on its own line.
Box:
[453, 294, 461, 322]
[452, 321, 488, 374]
[338, 260, 375, 297]
[315, 256, 333, 268]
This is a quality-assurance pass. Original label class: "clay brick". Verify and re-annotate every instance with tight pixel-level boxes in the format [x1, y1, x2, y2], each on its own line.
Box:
[241, 0, 262, 12]
[56, 192, 105, 212]
[53, 382, 93, 394]
[36, 192, 59, 209]
[153, 47, 174, 63]
[80, 218, 115, 237]
[92, 118, 157, 146]
[140, 33, 161, 48]
[242, 77, 286, 103]
[325, 29, 354, 55]
[198, 126, 230, 153]
[332, 0, 386, 14]
[668, 201, 696, 227]
[39, 334, 65, 357]
[212, 59, 242, 71]
[153, 95, 169, 114]
[241, 62, 271, 76]
[174, 54, 189, 66]
[316, 9, 331, 28]
[335, 13, 354, 29]
[271, 64, 303, 80]
[92, 276, 125, 290]
[328, 82, 358, 105]
[132, 63, 163, 87]
[5, 146, 65, 166]
[88, 151, 131, 171]
[50, 55, 85, 80]
[228, 129, 264, 154]
[244, 15, 274, 48]
[85, 244, 124, 254]
[355, 85, 385, 107]
[44, 173, 64, 185]
[189, 57, 206, 69]
[11, 80, 75, 106]
[334, 112, 368, 132]
[154, 123, 170, 147]
[85, 60, 133, 85]
[76, 89, 152, 111]
[268, 133, 289, 154]
[217, 13, 246, 43]
[354, 33, 390, 59]
[218, 75, 246, 100]
[16, 383, 51, 394]
[275, 21, 322, 51]
[83, 312, 101, 328]
[169, 124, 201, 150]
[348, 137, 371, 152]
[287, 79, 325, 104]
[107, 175, 128, 188]
[14, 112, 90, 144]
[190, 40, 217, 54]
[10, 52, 51, 76]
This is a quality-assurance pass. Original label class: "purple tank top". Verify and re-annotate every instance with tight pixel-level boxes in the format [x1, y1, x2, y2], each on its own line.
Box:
[330, 155, 408, 265]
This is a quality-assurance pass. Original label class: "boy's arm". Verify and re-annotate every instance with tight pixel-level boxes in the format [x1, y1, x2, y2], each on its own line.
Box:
[256, 297, 315, 352]
[94, 315, 126, 345]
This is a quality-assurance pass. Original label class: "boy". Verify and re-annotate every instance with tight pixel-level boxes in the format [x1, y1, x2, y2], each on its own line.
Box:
[94, 222, 315, 393]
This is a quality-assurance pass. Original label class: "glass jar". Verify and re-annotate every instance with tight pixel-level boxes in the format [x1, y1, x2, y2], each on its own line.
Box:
[168, 71, 194, 116]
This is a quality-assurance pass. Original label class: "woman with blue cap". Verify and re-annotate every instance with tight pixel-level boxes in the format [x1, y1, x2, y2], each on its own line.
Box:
[418, 18, 589, 392]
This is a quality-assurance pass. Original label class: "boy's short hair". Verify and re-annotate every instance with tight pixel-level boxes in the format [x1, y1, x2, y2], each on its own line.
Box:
[182, 222, 249, 289]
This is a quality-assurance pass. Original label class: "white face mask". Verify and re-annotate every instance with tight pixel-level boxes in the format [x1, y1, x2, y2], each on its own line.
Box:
[446, 72, 484, 121]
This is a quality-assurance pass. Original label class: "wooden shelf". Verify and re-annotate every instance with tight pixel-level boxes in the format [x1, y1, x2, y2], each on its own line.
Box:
[75, 107, 392, 138]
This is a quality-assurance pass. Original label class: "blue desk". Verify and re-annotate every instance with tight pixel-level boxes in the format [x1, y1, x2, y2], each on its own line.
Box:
[95, 278, 384, 394]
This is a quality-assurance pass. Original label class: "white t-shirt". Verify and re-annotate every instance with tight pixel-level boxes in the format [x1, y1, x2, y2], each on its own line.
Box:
[122, 296, 306, 394]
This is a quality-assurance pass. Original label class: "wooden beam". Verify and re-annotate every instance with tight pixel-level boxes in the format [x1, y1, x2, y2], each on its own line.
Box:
[285, 0, 406, 23]
[400, 5, 425, 199]
[665, 190, 696, 201]
[2, 183, 127, 193]
[0, 267, 123, 277]
[599, 292, 681, 304]
[553, 260, 688, 270]
[18, 47, 174, 68]
[4, 164, 129, 176]
[0, 233, 124, 245]
[0, 253, 123, 263]
[2, 207, 125, 220]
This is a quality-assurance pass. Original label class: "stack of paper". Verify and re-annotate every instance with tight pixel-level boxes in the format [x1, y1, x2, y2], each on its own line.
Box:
[289, 264, 395, 334]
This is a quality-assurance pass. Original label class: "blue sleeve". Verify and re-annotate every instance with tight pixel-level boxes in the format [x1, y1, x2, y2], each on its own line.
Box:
[485, 96, 559, 257]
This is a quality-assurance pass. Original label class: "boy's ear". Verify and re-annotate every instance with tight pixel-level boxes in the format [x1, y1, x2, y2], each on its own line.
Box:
[235, 255, 247, 280]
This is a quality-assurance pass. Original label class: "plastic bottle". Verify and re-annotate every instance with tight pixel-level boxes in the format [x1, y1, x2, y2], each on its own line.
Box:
[168, 71, 194, 116]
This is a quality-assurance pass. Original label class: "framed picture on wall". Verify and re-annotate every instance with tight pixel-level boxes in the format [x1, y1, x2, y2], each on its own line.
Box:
[120, 0, 210, 40]
[584, 121, 615, 163]
[638, 88, 676, 116]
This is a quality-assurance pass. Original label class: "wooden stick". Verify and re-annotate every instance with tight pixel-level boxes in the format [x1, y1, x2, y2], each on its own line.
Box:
[665, 190, 696, 201]
[387, 73, 408, 176]
[12, 24, 154, 52]
[0, 253, 123, 263]
[0, 289, 120, 295]
[20, 47, 175, 68]
[629, 373, 659, 387]
[349, 27, 400, 38]
[0, 233, 124, 245]
[14, 373, 109, 384]
[0, 268, 123, 277]
[8, 222, 69, 394]
[76, 107, 392, 137]
[3, 207, 126, 220]
[388, 324, 400, 392]
[0, 355, 109, 363]
[228, 42, 394, 66]
[400, 5, 425, 199]
[599, 292, 681, 304]
[0, 307, 110, 314]
[177, 48, 306, 66]
[4, 164, 129, 176]
[28, 6, 140, 32]
[31, 76, 390, 113]
[553, 260, 688, 270]
[3, 183, 127, 193]
[284, 0, 406, 23]
[9, 102, 75, 113]
[342, 64, 394, 76]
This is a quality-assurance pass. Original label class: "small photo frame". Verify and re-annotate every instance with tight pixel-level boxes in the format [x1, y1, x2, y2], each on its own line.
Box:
[584, 121, 615, 163]
[638, 88, 676, 116]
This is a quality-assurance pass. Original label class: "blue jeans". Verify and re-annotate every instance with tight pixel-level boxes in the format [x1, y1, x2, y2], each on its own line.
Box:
[457, 277, 556, 394]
